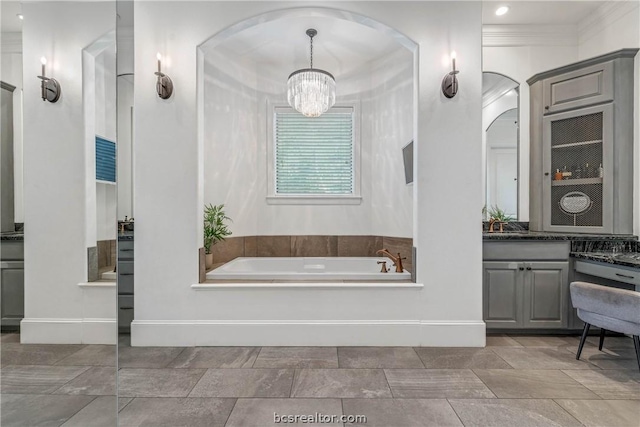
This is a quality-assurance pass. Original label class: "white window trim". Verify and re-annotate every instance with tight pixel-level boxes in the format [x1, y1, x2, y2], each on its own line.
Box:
[266, 102, 361, 205]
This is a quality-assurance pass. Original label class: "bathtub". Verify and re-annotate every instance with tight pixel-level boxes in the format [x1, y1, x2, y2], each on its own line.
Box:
[206, 257, 411, 281]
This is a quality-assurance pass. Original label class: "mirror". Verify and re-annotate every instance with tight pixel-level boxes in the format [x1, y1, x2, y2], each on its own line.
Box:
[1, 1, 117, 425]
[482, 72, 519, 219]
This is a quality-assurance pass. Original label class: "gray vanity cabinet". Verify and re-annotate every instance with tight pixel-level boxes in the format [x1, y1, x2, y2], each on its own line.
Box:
[1, 240, 24, 329]
[483, 260, 569, 329]
[483, 241, 570, 330]
[529, 49, 637, 234]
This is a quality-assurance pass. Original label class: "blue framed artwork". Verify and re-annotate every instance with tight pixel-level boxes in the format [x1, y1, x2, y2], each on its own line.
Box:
[96, 136, 116, 182]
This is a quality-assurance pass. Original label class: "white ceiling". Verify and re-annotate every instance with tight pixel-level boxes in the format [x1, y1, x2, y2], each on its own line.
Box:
[211, 16, 406, 81]
[482, 1, 607, 25]
[1, 1, 23, 33]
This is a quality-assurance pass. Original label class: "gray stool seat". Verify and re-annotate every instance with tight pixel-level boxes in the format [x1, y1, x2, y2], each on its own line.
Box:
[570, 281, 640, 371]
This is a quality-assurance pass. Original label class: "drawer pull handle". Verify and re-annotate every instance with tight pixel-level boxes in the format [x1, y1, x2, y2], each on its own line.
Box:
[615, 273, 634, 279]
[119, 273, 134, 276]
[518, 267, 524, 271]
[120, 249, 133, 252]
[119, 307, 134, 310]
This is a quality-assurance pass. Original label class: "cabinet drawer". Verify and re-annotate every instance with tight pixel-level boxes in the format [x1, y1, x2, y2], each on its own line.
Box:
[574, 260, 640, 286]
[118, 241, 134, 260]
[484, 242, 569, 261]
[543, 61, 613, 114]
[118, 261, 134, 294]
[0, 241, 24, 261]
[118, 295, 134, 329]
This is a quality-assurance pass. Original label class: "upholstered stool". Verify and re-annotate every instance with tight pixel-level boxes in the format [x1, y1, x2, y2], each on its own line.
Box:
[570, 281, 640, 371]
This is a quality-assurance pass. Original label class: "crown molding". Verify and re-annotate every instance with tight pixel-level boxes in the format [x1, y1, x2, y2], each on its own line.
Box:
[578, 1, 640, 45]
[483, 25, 578, 47]
[1, 32, 22, 54]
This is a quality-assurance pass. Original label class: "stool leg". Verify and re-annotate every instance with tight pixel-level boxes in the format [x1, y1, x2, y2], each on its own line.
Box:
[577, 323, 590, 360]
[633, 336, 640, 372]
[598, 328, 606, 351]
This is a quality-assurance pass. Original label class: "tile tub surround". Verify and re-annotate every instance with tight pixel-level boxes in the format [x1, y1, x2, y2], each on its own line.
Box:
[3, 332, 640, 426]
[209, 235, 412, 271]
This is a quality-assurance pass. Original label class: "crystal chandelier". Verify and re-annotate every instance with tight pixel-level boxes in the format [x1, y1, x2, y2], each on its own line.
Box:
[287, 29, 336, 117]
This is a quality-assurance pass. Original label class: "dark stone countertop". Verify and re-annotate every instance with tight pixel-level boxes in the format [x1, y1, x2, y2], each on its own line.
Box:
[570, 252, 640, 270]
[483, 232, 637, 241]
[0, 232, 24, 241]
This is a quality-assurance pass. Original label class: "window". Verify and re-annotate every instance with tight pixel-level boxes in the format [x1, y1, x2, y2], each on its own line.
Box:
[96, 136, 116, 183]
[268, 106, 360, 204]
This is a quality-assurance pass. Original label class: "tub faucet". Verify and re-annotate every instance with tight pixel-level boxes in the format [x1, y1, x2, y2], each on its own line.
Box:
[376, 249, 406, 273]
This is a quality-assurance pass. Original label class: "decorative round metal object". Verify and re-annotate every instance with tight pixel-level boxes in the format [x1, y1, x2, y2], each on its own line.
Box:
[43, 78, 61, 103]
[156, 74, 173, 99]
[559, 191, 592, 214]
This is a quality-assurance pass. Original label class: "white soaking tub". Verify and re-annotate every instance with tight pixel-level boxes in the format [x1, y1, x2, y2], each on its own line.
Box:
[206, 257, 411, 281]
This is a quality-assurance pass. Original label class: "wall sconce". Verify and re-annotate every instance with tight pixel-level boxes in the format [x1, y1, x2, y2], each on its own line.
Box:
[441, 51, 459, 99]
[155, 53, 173, 99]
[37, 57, 61, 103]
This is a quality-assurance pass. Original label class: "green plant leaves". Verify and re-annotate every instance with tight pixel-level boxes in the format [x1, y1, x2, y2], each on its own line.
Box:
[203, 203, 232, 253]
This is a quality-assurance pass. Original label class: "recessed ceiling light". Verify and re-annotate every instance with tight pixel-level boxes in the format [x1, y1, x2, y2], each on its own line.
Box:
[16, 13, 24, 20]
[495, 6, 509, 16]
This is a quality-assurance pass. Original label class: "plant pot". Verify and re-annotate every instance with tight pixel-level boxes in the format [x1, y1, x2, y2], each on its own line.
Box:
[205, 253, 214, 269]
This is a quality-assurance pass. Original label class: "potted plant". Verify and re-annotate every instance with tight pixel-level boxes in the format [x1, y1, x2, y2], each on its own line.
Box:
[487, 205, 514, 232]
[203, 203, 232, 269]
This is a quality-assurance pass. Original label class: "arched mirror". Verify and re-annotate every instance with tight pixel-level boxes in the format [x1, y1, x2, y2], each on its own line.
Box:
[482, 72, 519, 220]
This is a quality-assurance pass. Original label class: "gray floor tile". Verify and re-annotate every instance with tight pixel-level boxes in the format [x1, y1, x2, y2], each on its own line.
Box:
[53, 367, 116, 396]
[56, 345, 116, 367]
[292, 369, 392, 398]
[338, 347, 424, 368]
[414, 347, 512, 369]
[0, 333, 20, 343]
[562, 369, 640, 399]
[492, 347, 597, 370]
[1, 365, 90, 394]
[474, 369, 600, 399]
[254, 347, 338, 368]
[1, 394, 95, 427]
[586, 335, 635, 349]
[189, 368, 294, 398]
[563, 345, 639, 370]
[486, 335, 523, 347]
[510, 336, 580, 348]
[1, 343, 86, 365]
[385, 369, 494, 398]
[118, 368, 206, 397]
[449, 399, 582, 427]
[169, 347, 260, 368]
[554, 399, 640, 427]
[226, 398, 343, 427]
[117, 397, 236, 427]
[61, 396, 131, 427]
[118, 347, 186, 368]
[343, 398, 463, 426]
[487, 334, 522, 347]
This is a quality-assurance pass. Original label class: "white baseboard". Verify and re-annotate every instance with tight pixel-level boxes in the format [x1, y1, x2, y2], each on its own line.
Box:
[20, 318, 116, 344]
[131, 320, 486, 347]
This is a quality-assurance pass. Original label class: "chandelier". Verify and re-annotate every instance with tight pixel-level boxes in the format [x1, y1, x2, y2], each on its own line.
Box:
[287, 28, 336, 117]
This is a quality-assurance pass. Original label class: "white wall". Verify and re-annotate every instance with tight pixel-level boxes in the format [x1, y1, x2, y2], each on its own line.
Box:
[1, 45, 24, 223]
[133, 1, 484, 346]
[577, 1, 640, 235]
[21, 1, 116, 343]
[203, 38, 412, 238]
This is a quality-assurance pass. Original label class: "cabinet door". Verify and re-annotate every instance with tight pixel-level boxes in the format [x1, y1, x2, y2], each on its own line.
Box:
[1, 268, 24, 322]
[483, 262, 523, 329]
[522, 262, 569, 329]
[543, 61, 613, 114]
[542, 103, 613, 233]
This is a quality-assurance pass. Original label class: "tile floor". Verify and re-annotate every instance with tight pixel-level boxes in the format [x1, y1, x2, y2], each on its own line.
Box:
[1, 332, 639, 426]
